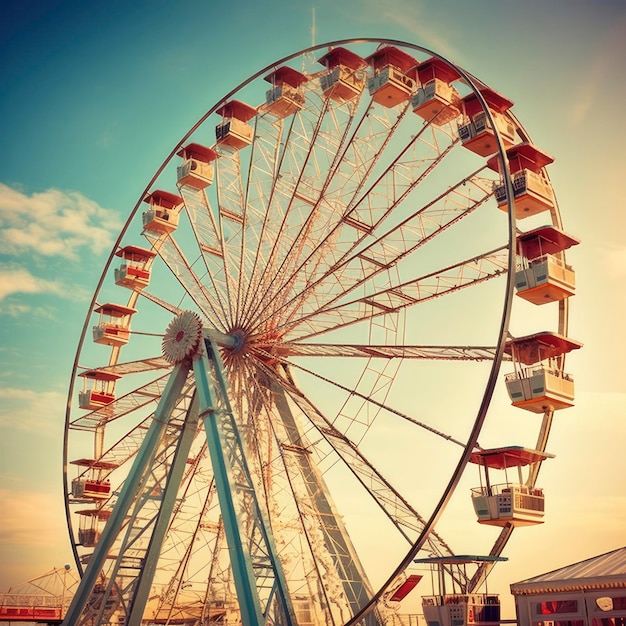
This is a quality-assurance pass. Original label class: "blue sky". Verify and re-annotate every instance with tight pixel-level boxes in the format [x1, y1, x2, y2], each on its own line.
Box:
[1, 0, 625, 616]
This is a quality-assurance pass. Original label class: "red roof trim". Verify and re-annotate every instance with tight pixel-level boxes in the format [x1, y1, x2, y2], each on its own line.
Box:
[70, 458, 119, 470]
[365, 45, 418, 73]
[505, 331, 583, 364]
[176, 142, 218, 162]
[115, 245, 157, 260]
[517, 225, 580, 259]
[93, 302, 137, 316]
[264, 66, 308, 87]
[416, 57, 461, 84]
[470, 446, 554, 469]
[75, 508, 112, 519]
[463, 88, 514, 116]
[317, 46, 367, 70]
[215, 100, 257, 121]
[487, 142, 555, 173]
[78, 369, 122, 382]
[143, 189, 183, 208]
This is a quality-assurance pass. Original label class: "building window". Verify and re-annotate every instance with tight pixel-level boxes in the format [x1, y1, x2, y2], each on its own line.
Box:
[537, 600, 579, 614]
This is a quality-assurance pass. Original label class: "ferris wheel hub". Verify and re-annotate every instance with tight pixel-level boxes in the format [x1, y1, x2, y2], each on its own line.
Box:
[162, 311, 204, 364]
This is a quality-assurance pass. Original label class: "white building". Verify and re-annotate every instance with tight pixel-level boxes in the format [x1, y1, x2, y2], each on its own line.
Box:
[511, 546, 626, 626]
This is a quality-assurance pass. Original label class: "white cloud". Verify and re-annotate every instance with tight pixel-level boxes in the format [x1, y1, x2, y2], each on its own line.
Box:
[0, 183, 122, 261]
[0, 266, 67, 301]
[0, 301, 59, 318]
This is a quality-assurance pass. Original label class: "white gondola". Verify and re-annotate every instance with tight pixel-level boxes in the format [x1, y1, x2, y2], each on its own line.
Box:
[176, 142, 217, 190]
[70, 458, 118, 501]
[365, 45, 418, 108]
[215, 100, 256, 150]
[489, 142, 557, 219]
[415, 556, 506, 626]
[262, 66, 307, 119]
[114, 244, 156, 290]
[76, 508, 111, 547]
[141, 189, 184, 234]
[504, 332, 582, 412]
[318, 46, 367, 103]
[78, 369, 121, 410]
[412, 56, 462, 125]
[92, 302, 136, 348]
[458, 88, 516, 157]
[514, 225, 579, 305]
[470, 447, 553, 526]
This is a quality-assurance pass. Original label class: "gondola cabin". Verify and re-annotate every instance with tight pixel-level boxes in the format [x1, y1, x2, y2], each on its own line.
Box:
[176, 143, 217, 190]
[488, 143, 556, 219]
[142, 190, 184, 234]
[215, 100, 257, 150]
[504, 332, 582, 413]
[70, 458, 118, 501]
[412, 57, 462, 125]
[470, 447, 553, 527]
[78, 370, 121, 411]
[92, 302, 136, 348]
[458, 88, 516, 157]
[318, 46, 367, 103]
[263, 66, 307, 119]
[415, 556, 505, 626]
[365, 46, 418, 108]
[76, 508, 111, 547]
[515, 226, 579, 305]
[114, 245, 156, 290]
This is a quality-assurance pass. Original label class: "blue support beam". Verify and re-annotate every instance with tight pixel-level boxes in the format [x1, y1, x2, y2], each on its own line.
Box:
[193, 345, 266, 626]
[125, 394, 201, 626]
[193, 339, 296, 626]
[61, 363, 191, 626]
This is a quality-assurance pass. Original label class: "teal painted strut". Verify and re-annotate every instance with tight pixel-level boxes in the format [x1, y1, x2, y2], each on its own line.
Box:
[125, 394, 201, 626]
[193, 338, 296, 626]
[61, 362, 191, 626]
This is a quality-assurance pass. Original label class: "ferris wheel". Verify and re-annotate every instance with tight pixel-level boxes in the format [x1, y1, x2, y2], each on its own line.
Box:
[61, 38, 581, 626]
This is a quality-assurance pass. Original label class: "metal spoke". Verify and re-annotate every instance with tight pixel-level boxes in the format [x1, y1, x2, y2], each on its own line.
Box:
[271, 247, 508, 341]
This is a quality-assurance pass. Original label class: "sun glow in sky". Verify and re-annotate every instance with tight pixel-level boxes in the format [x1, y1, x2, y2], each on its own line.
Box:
[1, 0, 625, 620]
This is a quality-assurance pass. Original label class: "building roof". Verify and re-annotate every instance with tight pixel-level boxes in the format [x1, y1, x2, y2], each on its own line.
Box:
[511, 547, 626, 595]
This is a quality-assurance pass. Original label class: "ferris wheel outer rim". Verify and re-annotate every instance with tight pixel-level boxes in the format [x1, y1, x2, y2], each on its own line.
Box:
[60, 37, 568, 620]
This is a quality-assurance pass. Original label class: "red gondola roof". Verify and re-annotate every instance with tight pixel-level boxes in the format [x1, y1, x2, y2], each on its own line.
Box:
[365, 45, 418, 73]
[414, 555, 507, 565]
[463, 87, 514, 116]
[517, 225, 580, 259]
[176, 142, 218, 163]
[70, 458, 119, 470]
[115, 245, 156, 260]
[215, 99, 257, 121]
[264, 66, 308, 87]
[487, 142, 555, 173]
[416, 56, 461, 84]
[78, 369, 122, 382]
[470, 446, 554, 469]
[75, 508, 112, 519]
[143, 189, 183, 208]
[93, 302, 136, 317]
[505, 331, 583, 365]
[317, 46, 367, 70]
